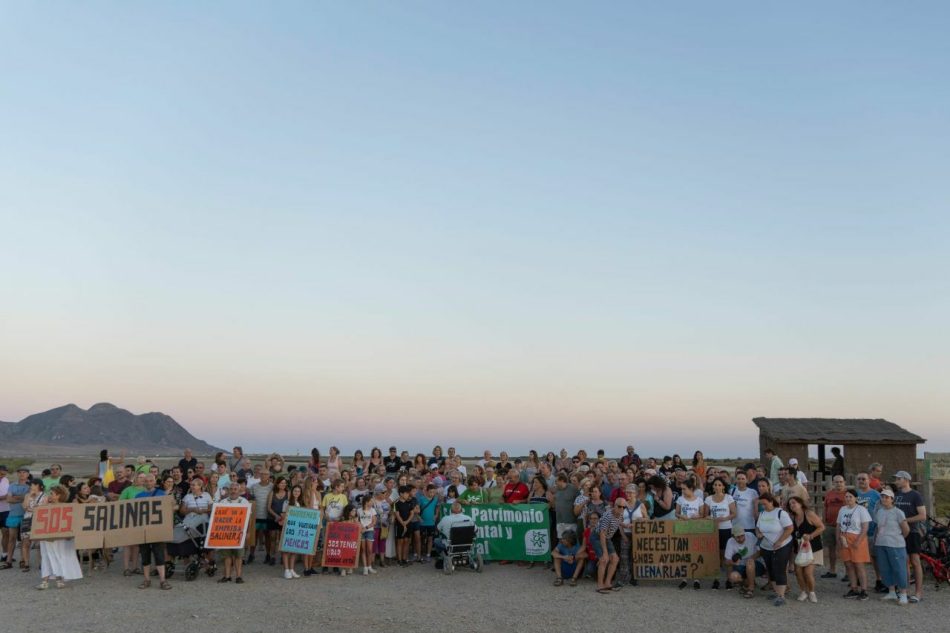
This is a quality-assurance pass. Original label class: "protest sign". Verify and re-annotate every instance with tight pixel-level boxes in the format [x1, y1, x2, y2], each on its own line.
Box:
[631, 520, 720, 580]
[279, 506, 321, 555]
[449, 503, 550, 562]
[30, 496, 175, 550]
[321, 521, 360, 568]
[206, 503, 252, 549]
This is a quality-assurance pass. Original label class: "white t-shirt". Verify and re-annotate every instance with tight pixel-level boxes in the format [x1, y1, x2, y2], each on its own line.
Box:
[757, 507, 793, 550]
[837, 504, 872, 535]
[732, 487, 759, 531]
[725, 536, 759, 563]
[796, 471, 808, 485]
[676, 495, 704, 519]
[0, 476, 9, 512]
[704, 494, 735, 530]
[357, 506, 377, 530]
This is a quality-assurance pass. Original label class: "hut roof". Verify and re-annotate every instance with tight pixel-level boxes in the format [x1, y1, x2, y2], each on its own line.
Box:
[752, 418, 925, 445]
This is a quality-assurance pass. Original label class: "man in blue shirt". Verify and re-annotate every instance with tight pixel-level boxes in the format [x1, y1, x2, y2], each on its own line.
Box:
[856, 472, 883, 592]
[3, 468, 31, 568]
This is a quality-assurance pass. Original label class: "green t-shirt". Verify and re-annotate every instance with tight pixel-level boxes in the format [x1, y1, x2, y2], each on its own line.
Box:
[459, 488, 486, 505]
[120, 486, 145, 500]
[42, 478, 60, 492]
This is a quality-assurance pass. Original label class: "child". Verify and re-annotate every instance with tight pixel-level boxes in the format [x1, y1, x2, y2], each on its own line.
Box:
[583, 511, 600, 578]
[281, 484, 304, 579]
[415, 484, 440, 562]
[372, 484, 391, 568]
[394, 485, 418, 567]
[340, 504, 360, 576]
[551, 530, 586, 587]
[321, 479, 349, 574]
[357, 494, 378, 575]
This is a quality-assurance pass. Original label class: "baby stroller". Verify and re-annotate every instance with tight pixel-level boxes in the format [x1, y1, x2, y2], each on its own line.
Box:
[437, 525, 483, 574]
[166, 513, 217, 581]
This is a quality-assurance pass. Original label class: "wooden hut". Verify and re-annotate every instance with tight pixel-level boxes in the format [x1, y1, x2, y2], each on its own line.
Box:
[753, 417, 925, 481]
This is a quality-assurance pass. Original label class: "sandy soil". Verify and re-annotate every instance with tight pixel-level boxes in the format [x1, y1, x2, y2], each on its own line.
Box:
[2, 549, 947, 633]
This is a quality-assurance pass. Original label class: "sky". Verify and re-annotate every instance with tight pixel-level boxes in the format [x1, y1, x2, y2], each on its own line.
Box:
[1, 2, 948, 457]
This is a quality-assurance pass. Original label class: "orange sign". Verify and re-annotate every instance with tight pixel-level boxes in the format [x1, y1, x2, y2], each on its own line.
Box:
[31, 504, 76, 539]
[206, 504, 251, 549]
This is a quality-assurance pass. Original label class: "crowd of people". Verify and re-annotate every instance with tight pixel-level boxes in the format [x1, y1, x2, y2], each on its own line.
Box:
[0, 444, 931, 607]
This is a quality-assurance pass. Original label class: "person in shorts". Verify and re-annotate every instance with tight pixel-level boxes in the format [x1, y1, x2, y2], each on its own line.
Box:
[393, 485, 418, 566]
[357, 494, 378, 575]
[217, 482, 250, 583]
[821, 475, 847, 578]
[725, 524, 764, 597]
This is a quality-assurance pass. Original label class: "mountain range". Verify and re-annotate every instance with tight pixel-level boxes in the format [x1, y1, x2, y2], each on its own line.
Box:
[0, 403, 222, 456]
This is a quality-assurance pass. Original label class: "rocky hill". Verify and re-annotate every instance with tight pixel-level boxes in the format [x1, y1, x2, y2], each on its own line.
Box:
[0, 403, 222, 456]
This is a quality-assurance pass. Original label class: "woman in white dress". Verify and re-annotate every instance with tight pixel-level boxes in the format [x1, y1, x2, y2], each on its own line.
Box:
[38, 485, 83, 589]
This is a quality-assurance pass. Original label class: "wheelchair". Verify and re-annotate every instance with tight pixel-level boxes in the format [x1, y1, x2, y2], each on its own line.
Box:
[437, 525, 483, 574]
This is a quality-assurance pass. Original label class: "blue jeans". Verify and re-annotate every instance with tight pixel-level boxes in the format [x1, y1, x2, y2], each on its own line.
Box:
[875, 545, 908, 590]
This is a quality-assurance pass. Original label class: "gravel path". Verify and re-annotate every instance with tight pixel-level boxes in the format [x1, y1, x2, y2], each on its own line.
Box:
[3, 555, 947, 633]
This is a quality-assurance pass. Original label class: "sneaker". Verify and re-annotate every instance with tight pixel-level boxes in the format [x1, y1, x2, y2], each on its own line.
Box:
[246, 553, 255, 564]
[368, 567, 378, 574]
[797, 591, 808, 602]
[290, 570, 300, 578]
[881, 592, 898, 601]
[678, 581, 688, 590]
[773, 597, 785, 607]
[283, 569, 293, 579]
[362, 567, 369, 576]
[235, 577, 244, 584]
[712, 579, 720, 590]
[898, 594, 908, 605]
[841, 576, 849, 582]
[693, 580, 701, 590]
[303, 569, 312, 577]
[808, 592, 818, 603]
[843, 589, 860, 599]
[858, 591, 869, 601]
[875, 580, 887, 593]
[820, 571, 837, 579]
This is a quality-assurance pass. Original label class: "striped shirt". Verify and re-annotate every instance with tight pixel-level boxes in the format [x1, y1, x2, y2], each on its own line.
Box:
[595, 511, 621, 539]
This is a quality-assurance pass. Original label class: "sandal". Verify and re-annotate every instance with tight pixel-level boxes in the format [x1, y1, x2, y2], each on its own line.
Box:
[553, 578, 564, 586]
[36, 580, 49, 590]
[596, 588, 612, 594]
[569, 578, 577, 587]
[123, 569, 133, 577]
[21, 566, 30, 572]
[138, 580, 151, 589]
[160, 581, 172, 590]
[55, 580, 65, 588]
[0, 562, 12, 570]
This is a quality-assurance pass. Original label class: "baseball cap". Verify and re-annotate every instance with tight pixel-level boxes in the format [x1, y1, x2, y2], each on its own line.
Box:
[880, 488, 895, 498]
[16, 466, 30, 473]
[732, 525, 746, 537]
[788, 458, 799, 466]
[894, 470, 912, 481]
[429, 463, 439, 470]
[374, 483, 386, 494]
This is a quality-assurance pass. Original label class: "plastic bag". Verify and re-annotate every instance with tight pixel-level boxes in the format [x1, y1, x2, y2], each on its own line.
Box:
[794, 538, 814, 566]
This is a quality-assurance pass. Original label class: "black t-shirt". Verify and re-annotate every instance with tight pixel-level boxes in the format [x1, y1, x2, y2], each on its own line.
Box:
[395, 498, 417, 522]
[178, 458, 197, 473]
[894, 489, 924, 523]
[384, 456, 404, 474]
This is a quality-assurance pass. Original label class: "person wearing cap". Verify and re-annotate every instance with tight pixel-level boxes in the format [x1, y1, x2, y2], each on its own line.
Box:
[893, 470, 926, 603]
[873, 487, 910, 604]
[371, 483, 391, 568]
[725, 523, 764, 598]
[787, 457, 808, 484]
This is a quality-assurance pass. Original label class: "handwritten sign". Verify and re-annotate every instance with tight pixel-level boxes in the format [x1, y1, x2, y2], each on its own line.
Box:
[279, 506, 321, 555]
[30, 496, 175, 550]
[321, 521, 360, 568]
[631, 520, 720, 580]
[206, 504, 251, 549]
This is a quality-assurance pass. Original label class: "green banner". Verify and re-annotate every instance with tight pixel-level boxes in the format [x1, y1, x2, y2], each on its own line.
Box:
[448, 503, 551, 561]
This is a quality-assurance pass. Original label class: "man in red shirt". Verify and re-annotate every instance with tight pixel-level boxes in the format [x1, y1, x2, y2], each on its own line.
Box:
[820, 475, 847, 578]
[502, 469, 529, 504]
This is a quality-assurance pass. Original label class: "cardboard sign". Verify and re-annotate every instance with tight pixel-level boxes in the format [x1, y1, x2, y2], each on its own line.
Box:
[321, 521, 360, 568]
[631, 520, 720, 580]
[279, 506, 321, 555]
[31, 496, 175, 550]
[206, 503, 252, 549]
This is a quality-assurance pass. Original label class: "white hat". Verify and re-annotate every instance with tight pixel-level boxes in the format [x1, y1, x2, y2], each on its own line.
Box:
[788, 458, 799, 466]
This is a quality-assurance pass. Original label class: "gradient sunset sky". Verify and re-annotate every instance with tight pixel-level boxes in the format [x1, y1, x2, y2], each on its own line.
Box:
[2, 3, 948, 456]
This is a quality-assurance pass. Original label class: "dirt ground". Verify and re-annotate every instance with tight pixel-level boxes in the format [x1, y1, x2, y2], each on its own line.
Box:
[2, 549, 948, 633]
